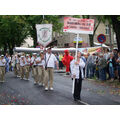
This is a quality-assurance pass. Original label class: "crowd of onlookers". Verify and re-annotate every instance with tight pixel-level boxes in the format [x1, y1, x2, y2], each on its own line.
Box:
[81, 49, 120, 82]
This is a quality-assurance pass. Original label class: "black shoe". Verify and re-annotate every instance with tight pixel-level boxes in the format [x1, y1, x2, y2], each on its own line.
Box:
[74, 99, 77, 101]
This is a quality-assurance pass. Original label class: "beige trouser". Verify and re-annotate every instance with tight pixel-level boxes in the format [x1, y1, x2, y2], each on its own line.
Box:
[14, 63, 20, 76]
[16, 63, 20, 76]
[0, 66, 5, 82]
[33, 66, 38, 83]
[25, 65, 30, 79]
[20, 66, 25, 79]
[14, 65, 17, 76]
[37, 66, 46, 84]
[45, 67, 54, 88]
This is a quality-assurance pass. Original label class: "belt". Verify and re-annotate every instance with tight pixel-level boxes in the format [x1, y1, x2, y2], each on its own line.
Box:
[47, 67, 53, 68]
[0, 66, 5, 67]
[38, 65, 43, 67]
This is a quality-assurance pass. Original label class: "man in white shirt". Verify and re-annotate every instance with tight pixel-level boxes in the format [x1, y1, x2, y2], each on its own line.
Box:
[36, 51, 46, 86]
[44, 47, 59, 91]
[0, 55, 6, 82]
[70, 51, 85, 101]
[24, 54, 31, 80]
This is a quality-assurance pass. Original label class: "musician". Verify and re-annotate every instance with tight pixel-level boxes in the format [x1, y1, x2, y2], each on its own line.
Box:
[36, 51, 46, 86]
[25, 54, 31, 80]
[20, 56, 26, 80]
[16, 53, 21, 77]
[31, 53, 38, 84]
[70, 51, 85, 101]
[0, 55, 6, 82]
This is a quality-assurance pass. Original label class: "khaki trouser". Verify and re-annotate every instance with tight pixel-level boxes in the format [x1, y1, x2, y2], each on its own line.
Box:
[33, 66, 38, 83]
[20, 66, 25, 79]
[45, 67, 54, 88]
[32, 66, 34, 76]
[0, 66, 5, 82]
[14, 63, 20, 76]
[37, 66, 46, 84]
[25, 65, 30, 79]
[14, 65, 17, 76]
[16, 63, 20, 76]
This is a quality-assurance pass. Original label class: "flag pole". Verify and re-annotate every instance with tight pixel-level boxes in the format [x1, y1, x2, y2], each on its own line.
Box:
[72, 33, 79, 94]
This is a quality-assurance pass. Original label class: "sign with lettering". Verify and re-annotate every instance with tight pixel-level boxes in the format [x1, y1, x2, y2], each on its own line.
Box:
[63, 17, 94, 34]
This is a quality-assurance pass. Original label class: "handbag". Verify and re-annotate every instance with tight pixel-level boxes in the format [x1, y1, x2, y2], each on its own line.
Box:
[45, 54, 51, 70]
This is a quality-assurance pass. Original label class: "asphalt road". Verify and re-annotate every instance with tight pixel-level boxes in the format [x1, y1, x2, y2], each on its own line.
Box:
[0, 71, 120, 105]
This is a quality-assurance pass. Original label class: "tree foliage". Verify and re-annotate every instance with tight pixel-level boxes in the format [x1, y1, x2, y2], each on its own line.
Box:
[0, 15, 28, 54]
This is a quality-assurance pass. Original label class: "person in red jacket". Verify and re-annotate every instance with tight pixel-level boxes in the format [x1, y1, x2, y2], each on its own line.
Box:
[62, 50, 74, 75]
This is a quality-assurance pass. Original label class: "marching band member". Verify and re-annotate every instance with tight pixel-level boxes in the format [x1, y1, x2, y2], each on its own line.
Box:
[20, 56, 26, 80]
[0, 55, 6, 82]
[31, 53, 38, 84]
[12, 54, 17, 76]
[16, 53, 21, 77]
[70, 51, 85, 101]
[36, 51, 46, 86]
[44, 47, 59, 91]
[25, 54, 31, 80]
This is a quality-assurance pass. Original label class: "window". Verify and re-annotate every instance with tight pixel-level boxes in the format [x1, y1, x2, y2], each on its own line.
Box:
[105, 25, 109, 35]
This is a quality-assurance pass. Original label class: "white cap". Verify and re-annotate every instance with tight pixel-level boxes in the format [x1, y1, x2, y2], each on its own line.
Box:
[21, 56, 24, 58]
[1, 55, 4, 57]
[26, 54, 29, 56]
[99, 53, 103, 56]
[32, 53, 37, 55]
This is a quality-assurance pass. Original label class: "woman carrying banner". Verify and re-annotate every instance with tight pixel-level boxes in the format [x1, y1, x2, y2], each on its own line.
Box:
[70, 51, 85, 101]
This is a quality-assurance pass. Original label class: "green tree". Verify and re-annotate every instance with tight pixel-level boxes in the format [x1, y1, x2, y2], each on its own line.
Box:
[0, 15, 28, 55]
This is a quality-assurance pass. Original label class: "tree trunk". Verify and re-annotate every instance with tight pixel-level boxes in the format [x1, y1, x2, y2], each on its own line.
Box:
[3, 43, 7, 55]
[111, 15, 120, 52]
[89, 35, 94, 47]
[89, 16, 102, 47]
[33, 26, 38, 48]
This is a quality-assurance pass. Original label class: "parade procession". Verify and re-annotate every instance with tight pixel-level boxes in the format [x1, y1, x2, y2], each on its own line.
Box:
[0, 15, 120, 105]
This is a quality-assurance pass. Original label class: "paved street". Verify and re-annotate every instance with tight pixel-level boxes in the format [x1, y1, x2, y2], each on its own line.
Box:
[0, 71, 120, 105]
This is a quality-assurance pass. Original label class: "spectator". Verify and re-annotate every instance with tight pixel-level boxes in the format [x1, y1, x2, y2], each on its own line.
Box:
[98, 53, 107, 81]
[107, 53, 116, 81]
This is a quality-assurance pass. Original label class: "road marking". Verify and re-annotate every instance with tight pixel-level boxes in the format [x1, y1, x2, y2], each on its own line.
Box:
[80, 100, 89, 105]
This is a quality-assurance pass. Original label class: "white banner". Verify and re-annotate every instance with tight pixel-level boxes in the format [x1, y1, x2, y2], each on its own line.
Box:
[36, 24, 52, 47]
[63, 17, 94, 34]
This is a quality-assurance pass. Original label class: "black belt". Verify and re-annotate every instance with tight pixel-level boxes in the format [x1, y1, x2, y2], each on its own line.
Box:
[47, 67, 53, 68]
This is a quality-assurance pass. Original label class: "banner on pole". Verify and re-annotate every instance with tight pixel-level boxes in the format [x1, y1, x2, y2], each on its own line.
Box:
[78, 46, 102, 54]
[36, 24, 52, 47]
[63, 17, 94, 34]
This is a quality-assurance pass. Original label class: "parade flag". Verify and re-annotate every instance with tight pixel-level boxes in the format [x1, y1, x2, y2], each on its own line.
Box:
[36, 24, 52, 47]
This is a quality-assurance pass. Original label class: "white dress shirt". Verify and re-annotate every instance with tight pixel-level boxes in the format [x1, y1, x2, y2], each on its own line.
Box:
[20, 57, 26, 66]
[0, 58, 6, 66]
[16, 57, 20, 64]
[45, 53, 57, 68]
[25, 58, 31, 65]
[36, 57, 45, 67]
[70, 58, 85, 79]
[31, 57, 37, 66]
